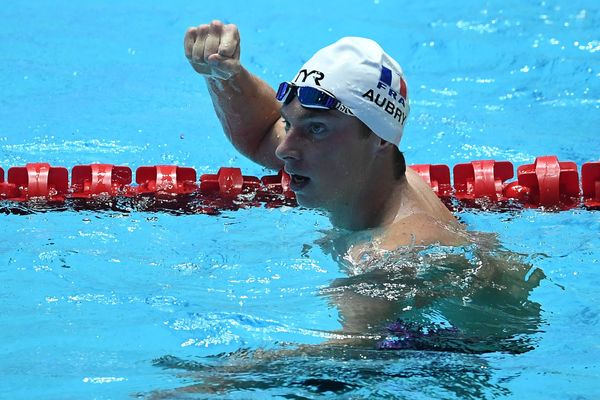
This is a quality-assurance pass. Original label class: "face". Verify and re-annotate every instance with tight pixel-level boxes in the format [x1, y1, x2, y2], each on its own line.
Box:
[275, 98, 381, 212]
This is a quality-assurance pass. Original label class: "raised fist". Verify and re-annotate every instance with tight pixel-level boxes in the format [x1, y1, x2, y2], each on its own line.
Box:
[184, 20, 241, 80]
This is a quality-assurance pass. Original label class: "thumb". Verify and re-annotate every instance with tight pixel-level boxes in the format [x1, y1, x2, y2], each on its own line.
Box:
[207, 53, 227, 64]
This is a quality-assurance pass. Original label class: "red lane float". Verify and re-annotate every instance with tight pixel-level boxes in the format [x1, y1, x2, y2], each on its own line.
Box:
[71, 164, 133, 198]
[258, 169, 296, 207]
[409, 164, 452, 197]
[200, 167, 261, 196]
[0, 162, 297, 213]
[1, 163, 69, 202]
[582, 161, 600, 208]
[136, 165, 197, 196]
[0, 156, 598, 211]
[453, 160, 514, 202]
[199, 167, 262, 213]
[506, 156, 580, 208]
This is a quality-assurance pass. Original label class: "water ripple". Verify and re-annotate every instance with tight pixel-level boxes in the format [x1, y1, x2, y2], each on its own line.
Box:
[2, 138, 148, 156]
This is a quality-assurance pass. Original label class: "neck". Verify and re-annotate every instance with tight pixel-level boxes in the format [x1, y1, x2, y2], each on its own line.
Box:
[328, 174, 410, 231]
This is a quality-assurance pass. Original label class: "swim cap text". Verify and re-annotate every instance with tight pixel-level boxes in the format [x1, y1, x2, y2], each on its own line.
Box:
[362, 89, 407, 125]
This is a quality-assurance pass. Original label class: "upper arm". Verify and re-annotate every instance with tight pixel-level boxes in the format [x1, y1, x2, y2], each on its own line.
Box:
[250, 117, 285, 170]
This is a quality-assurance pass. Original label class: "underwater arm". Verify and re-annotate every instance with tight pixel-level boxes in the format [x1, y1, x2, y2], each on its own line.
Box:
[184, 20, 284, 170]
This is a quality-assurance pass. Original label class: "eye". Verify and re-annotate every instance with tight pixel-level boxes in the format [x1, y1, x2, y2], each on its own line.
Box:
[282, 119, 290, 132]
[308, 123, 327, 136]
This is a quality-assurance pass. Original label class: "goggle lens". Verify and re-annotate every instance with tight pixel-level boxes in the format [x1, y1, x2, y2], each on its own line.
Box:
[275, 82, 294, 103]
[276, 82, 341, 111]
[297, 87, 337, 109]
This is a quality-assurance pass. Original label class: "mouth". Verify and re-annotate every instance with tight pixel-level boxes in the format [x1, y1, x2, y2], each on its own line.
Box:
[289, 174, 311, 191]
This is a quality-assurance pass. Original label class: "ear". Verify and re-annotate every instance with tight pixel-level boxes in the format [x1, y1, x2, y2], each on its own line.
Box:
[375, 138, 395, 155]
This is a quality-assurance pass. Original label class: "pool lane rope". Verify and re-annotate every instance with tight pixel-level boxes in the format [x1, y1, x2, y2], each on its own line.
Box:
[0, 155, 599, 213]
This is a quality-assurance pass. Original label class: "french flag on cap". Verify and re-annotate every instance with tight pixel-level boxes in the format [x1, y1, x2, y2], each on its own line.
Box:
[379, 65, 407, 100]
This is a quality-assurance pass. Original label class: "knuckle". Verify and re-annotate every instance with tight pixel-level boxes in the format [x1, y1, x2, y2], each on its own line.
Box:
[197, 25, 209, 36]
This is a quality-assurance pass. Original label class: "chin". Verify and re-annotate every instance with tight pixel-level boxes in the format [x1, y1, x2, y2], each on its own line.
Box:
[294, 192, 321, 209]
[294, 193, 315, 208]
[294, 192, 334, 212]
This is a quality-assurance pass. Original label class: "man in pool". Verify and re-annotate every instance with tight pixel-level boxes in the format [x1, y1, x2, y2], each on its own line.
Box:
[181, 22, 542, 355]
[184, 21, 467, 258]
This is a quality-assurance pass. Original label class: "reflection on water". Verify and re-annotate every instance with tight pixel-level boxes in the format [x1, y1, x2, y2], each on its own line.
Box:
[150, 348, 510, 399]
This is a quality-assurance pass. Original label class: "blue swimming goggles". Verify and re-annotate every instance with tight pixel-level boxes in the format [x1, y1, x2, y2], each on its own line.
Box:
[275, 82, 353, 115]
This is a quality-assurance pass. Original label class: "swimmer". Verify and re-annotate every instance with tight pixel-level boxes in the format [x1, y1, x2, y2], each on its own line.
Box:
[184, 21, 467, 260]
[182, 20, 543, 352]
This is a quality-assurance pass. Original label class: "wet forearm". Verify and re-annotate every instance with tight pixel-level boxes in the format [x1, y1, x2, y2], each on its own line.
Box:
[205, 67, 281, 162]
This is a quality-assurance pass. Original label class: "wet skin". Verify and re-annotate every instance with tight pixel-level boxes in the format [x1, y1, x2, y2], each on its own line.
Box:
[275, 98, 383, 215]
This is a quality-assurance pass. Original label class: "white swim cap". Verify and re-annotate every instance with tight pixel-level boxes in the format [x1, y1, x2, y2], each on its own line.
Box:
[291, 37, 410, 147]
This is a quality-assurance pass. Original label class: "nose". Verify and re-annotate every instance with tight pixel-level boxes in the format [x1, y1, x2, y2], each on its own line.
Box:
[275, 124, 303, 163]
[276, 99, 307, 163]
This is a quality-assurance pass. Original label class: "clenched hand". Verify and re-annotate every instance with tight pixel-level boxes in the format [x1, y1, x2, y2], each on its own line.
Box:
[184, 20, 241, 80]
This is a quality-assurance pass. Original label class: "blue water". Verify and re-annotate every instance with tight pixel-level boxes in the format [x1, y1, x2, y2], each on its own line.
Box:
[1, 0, 599, 399]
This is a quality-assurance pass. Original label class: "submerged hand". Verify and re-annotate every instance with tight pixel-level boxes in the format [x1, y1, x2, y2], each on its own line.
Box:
[184, 20, 241, 80]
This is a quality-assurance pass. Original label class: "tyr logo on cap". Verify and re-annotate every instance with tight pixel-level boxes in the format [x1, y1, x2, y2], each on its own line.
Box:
[293, 69, 325, 86]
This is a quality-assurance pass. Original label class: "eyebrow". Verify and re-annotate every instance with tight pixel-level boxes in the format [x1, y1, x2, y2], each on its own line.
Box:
[279, 106, 340, 121]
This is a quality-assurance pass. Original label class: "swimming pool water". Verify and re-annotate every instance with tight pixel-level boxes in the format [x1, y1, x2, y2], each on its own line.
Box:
[1, 1, 599, 399]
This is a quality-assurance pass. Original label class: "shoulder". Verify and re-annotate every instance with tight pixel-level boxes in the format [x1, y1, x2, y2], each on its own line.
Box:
[342, 214, 467, 267]
[378, 213, 468, 249]
[344, 214, 468, 259]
